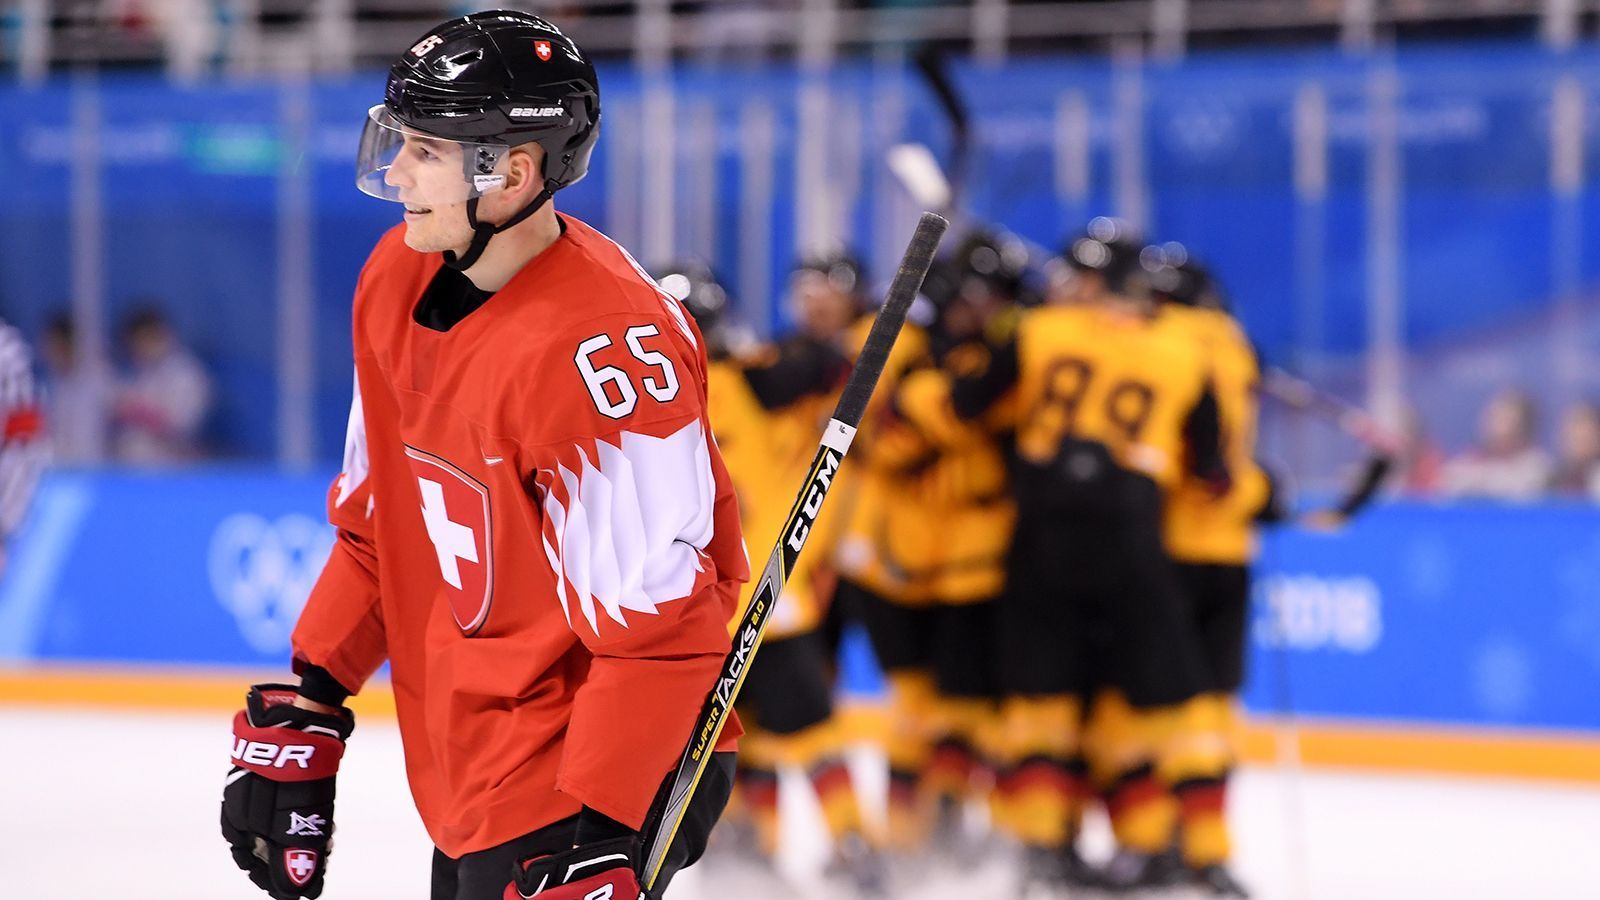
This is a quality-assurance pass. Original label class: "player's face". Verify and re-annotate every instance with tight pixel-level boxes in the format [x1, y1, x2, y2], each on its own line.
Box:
[793, 272, 856, 341]
[385, 136, 477, 254]
[945, 279, 1006, 339]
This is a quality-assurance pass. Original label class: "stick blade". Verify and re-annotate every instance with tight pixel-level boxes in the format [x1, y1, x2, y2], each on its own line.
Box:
[887, 143, 953, 211]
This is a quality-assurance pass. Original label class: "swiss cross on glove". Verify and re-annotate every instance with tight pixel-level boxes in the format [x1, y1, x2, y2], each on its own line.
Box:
[504, 836, 645, 900]
[221, 684, 354, 900]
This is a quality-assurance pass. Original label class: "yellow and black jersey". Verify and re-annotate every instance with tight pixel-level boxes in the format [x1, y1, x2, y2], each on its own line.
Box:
[708, 345, 843, 639]
[832, 319, 945, 605]
[1157, 305, 1270, 565]
[957, 304, 1222, 493]
[886, 363, 1015, 604]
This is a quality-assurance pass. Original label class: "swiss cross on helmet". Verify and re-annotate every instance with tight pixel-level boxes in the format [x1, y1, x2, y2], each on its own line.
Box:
[356, 11, 601, 268]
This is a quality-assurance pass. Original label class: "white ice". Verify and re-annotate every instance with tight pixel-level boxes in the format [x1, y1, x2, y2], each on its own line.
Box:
[2, 707, 1596, 900]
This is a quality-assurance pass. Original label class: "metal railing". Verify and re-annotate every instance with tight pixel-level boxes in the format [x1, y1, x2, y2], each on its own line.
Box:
[4, 0, 1595, 468]
[3, 0, 1588, 80]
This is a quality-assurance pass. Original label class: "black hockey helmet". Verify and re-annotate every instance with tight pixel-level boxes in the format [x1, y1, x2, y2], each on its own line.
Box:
[951, 229, 1032, 300]
[1055, 216, 1149, 299]
[915, 229, 1011, 317]
[919, 230, 1027, 334]
[1144, 242, 1229, 312]
[653, 261, 743, 358]
[791, 252, 867, 304]
[655, 262, 731, 334]
[356, 11, 601, 268]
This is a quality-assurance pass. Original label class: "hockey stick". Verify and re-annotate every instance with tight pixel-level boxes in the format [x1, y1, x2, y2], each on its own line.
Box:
[639, 211, 949, 891]
[892, 52, 1398, 445]
[1257, 367, 1399, 526]
[912, 47, 970, 211]
[1258, 366, 1404, 457]
[887, 50, 1060, 274]
[889, 50, 1396, 535]
[887, 113, 1397, 526]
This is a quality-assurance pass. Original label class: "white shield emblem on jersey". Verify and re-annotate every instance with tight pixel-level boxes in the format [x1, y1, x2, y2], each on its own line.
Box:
[405, 446, 495, 635]
[284, 848, 318, 887]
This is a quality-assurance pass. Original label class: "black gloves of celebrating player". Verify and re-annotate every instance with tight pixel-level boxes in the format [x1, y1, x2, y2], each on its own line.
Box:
[222, 684, 355, 900]
[503, 836, 646, 900]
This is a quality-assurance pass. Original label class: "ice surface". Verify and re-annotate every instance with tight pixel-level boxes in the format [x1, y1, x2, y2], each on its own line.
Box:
[3, 708, 1595, 899]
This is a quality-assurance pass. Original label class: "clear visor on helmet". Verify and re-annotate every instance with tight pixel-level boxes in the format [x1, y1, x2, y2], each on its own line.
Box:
[355, 105, 511, 207]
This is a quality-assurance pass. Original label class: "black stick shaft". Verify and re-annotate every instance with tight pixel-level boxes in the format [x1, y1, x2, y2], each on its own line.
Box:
[834, 216, 947, 426]
[639, 212, 948, 889]
[1260, 366, 1404, 454]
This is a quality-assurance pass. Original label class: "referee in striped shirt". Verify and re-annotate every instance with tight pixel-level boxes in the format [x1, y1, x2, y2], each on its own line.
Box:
[0, 320, 45, 576]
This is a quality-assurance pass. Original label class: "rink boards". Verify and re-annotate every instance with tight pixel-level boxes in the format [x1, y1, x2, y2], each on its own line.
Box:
[1, 468, 1596, 780]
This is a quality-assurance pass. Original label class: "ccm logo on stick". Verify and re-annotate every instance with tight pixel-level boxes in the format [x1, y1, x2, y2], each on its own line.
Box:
[232, 739, 317, 769]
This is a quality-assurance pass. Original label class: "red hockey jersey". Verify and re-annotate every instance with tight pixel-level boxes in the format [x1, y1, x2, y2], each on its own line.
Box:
[292, 216, 747, 858]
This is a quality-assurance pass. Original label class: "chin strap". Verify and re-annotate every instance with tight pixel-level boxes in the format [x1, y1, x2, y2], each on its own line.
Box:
[443, 180, 557, 271]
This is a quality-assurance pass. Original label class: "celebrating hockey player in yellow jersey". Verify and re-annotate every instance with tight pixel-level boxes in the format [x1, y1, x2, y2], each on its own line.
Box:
[1147, 245, 1273, 897]
[821, 255, 947, 852]
[865, 232, 1030, 855]
[952, 218, 1227, 893]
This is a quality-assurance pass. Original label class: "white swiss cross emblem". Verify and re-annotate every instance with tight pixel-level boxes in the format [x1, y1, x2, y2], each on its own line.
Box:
[534, 40, 552, 61]
[405, 446, 494, 635]
[284, 848, 318, 887]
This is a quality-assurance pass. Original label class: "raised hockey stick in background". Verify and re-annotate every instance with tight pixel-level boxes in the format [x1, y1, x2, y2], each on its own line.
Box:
[1258, 366, 1404, 457]
[888, 49, 1059, 269]
[1258, 367, 1399, 526]
[639, 211, 949, 891]
[916, 48, 971, 193]
[889, 57, 1398, 526]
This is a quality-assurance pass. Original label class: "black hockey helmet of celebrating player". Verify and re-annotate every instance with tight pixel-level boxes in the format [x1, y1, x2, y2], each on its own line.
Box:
[921, 228, 1032, 354]
[1049, 216, 1151, 304]
[356, 10, 601, 268]
[792, 252, 868, 303]
[924, 229, 1034, 307]
[1144, 241, 1230, 313]
[789, 251, 869, 342]
[654, 261, 739, 356]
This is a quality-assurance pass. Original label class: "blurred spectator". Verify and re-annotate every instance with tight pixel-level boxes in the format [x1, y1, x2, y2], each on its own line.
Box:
[1441, 388, 1550, 501]
[1546, 401, 1600, 499]
[111, 307, 212, 464]
[39, 313, 112, 465]
[695, 0, 793, 62]
[1394, 405, 1444, 496]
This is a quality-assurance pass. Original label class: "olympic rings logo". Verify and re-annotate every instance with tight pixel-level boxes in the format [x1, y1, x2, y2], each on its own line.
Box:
[208, 513, 335, 655]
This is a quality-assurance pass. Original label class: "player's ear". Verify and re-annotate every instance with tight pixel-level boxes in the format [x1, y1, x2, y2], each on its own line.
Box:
[503, 145, 544, 199]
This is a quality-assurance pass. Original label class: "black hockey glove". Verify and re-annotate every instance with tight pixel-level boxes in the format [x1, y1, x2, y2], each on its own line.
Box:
[504, 835, 645, 900]
[221, 684, 355, 900]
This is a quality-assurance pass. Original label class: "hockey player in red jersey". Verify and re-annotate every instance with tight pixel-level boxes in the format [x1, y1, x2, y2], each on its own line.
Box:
[219, 12, 746, 900]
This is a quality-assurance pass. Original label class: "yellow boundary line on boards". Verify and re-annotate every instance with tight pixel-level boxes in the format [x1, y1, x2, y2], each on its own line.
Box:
[3, 667, 1597, 783]
[0, 666, 400, 718]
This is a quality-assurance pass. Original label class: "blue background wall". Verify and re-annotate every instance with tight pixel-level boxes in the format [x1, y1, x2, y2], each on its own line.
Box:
[2, 470, 1596, 733]
[6, 44, 1600, 463]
